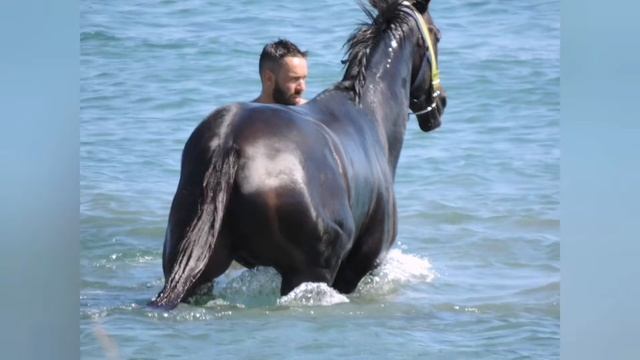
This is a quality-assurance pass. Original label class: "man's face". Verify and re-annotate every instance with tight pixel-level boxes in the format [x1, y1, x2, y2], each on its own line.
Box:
[272, 56, 308, 105]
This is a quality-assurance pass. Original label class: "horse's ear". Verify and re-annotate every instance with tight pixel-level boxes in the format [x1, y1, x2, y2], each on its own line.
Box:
[412, 0, 430, 13]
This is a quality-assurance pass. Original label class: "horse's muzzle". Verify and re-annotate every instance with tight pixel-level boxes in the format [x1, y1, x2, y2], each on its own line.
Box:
[417, 88, 447, 132]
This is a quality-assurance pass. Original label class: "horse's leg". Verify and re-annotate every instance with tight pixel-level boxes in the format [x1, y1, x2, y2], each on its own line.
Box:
[333, 201, 395, 294]
[331, 238, 383, 294]
[279, 219, 353, 296]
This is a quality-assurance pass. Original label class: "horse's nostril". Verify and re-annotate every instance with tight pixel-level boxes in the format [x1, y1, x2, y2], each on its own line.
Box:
[440, 95, 447, 109]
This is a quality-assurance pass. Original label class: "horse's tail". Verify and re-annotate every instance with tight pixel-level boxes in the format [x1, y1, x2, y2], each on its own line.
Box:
[150, 138, 239, 309]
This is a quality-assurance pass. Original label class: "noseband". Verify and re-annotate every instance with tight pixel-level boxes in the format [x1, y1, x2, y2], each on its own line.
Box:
[403, 1, 442, 115]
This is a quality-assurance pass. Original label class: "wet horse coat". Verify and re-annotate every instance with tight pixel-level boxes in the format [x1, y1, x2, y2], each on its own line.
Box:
[151, 0, 446, 309]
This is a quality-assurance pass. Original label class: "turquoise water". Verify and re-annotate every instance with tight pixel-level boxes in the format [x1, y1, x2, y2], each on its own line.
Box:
[81, 0, 559, 358]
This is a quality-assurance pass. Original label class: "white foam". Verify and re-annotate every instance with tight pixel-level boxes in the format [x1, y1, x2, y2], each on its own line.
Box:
[213, 249, 435, 306]
[277, 282, 349, 307]
[355, 249, 436, 296]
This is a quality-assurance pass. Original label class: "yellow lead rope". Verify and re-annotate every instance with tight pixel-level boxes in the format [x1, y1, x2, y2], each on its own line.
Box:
[403, 1, 441, 93]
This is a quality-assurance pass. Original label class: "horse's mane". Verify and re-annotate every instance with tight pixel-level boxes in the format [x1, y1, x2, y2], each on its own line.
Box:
[335, 0, 415, 103]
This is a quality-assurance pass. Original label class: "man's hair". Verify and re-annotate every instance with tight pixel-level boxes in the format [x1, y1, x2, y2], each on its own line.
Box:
[258, 39, 308, 77]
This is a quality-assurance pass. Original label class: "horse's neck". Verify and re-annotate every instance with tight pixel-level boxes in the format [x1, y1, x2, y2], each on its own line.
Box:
[360, 32, 416, 176]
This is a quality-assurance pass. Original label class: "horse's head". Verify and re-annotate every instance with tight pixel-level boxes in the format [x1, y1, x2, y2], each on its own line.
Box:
[406, 0, 447, 132]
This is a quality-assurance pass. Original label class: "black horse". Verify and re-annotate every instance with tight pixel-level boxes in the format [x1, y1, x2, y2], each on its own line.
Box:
[151, 0, 447, 309]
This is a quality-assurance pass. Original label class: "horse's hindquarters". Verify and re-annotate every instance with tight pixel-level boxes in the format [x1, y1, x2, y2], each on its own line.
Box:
[230, 170, 353, 263]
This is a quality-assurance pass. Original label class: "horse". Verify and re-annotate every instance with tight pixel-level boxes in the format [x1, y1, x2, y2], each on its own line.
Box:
[150, 0, 447, 309]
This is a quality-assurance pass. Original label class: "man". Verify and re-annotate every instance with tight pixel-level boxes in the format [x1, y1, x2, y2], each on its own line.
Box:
[253, 39, 308, 105]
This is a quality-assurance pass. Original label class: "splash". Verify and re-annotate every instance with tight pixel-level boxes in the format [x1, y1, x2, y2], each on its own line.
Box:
[215, 268, 349, 307]
[210, 249, 434, 307]
[354, 249, 436, 296]
[277, 282, 349, 307]
[214, 266, 282, 307]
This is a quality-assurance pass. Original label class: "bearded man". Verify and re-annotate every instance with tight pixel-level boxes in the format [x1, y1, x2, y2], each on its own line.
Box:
[253, 39, 308, 105]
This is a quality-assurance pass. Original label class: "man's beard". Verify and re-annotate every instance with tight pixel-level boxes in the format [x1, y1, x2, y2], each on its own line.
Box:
[272, 81, 300, 105]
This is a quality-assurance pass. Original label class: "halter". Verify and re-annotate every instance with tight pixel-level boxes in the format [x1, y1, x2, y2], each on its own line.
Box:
[402, 1, 442, 115]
